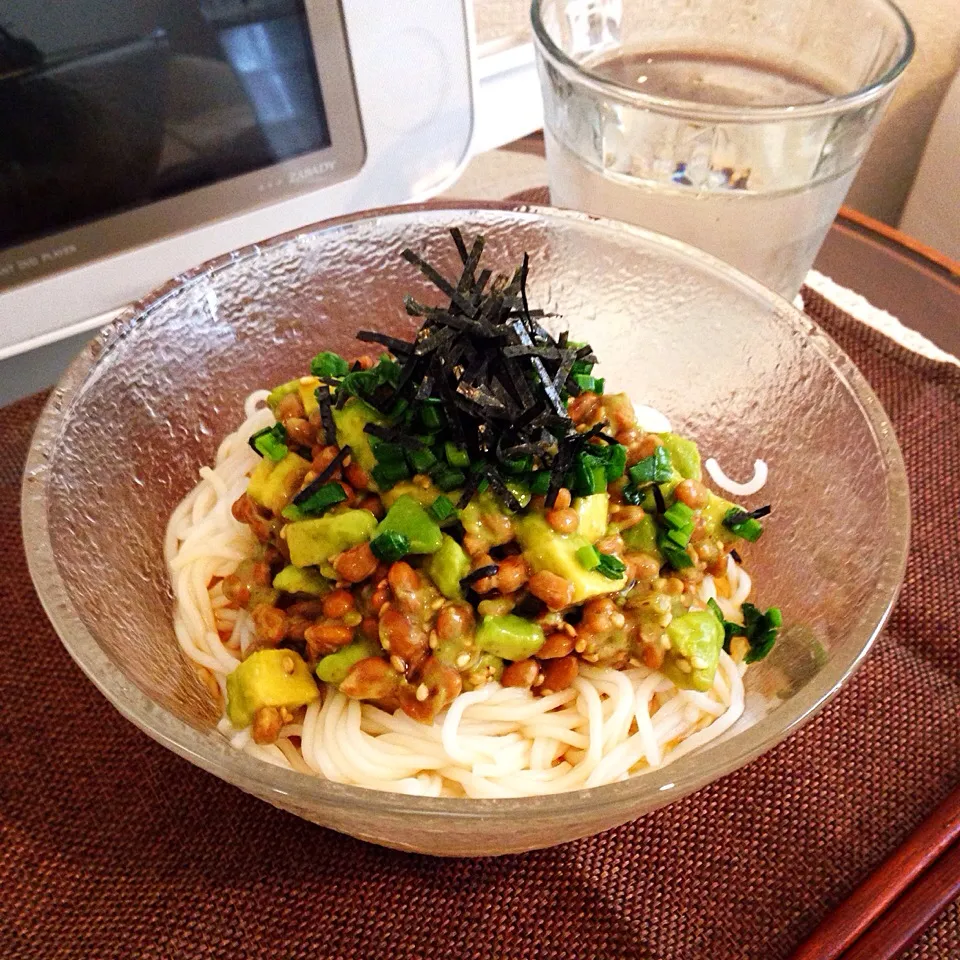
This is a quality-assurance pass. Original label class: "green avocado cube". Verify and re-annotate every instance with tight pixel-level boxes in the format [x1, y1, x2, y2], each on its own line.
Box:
[272, 564, 331, 597]
[226, 649, 320, 728]
[475, 614, 545, 661]
[246, 452, 312, 515]
[424, 534, 471, 599]
[663, 610, 724, 691]
[316, 639, 382, 685]
[285, 509, 378, 567]
[374, 495, 442, 554]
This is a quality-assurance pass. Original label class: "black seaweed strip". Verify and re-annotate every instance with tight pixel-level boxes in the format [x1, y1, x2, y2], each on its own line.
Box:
[460, 564, 499, 588]
[652, 485, 667, 514]
[356, 330, 413, 354]
[401, 249, 477, 316]
[748, 505, 772, 520]
[292, 446, 351, 505]
[731, 549, 742, 564]
[450, 227, 469, 263]
[316, 387, 336, 444]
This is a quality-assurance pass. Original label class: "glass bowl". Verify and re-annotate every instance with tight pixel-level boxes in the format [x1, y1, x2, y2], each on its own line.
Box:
[22, 203, 909, 856]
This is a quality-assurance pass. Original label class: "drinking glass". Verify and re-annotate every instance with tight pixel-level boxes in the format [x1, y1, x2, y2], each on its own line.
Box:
[532, 0, 914, 299]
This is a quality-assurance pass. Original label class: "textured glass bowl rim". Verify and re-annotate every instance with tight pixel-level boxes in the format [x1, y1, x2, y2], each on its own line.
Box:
[23, 201, 909, 827]
[530, 0, 915, 123]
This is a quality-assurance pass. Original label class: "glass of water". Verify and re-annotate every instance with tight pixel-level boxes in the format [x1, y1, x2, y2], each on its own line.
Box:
[532, 0, 914, 299]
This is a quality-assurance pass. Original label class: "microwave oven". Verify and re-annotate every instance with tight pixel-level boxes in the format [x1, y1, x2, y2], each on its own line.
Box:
[0, 0, 477, 361]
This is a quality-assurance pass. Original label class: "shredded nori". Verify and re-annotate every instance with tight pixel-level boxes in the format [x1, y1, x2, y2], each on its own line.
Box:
[652, 485, 667, 515]
[730, 549, 743, 564]
[318, 231, 612, 507]
[460, 564, 499, 589]
[292, 446, 351, 506]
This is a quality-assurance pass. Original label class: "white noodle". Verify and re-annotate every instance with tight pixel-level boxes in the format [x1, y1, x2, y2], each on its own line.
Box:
[704, 456, 768, 497]
[166, 395, 753, 798]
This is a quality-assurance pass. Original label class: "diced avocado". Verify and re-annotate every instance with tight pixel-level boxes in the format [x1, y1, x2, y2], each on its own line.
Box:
[247, 452, 311, 515]
[622, 514, 662, 562]
[226, 649, 320, 728]
[460, 491, 515, 547]
[425, 534, 470, 599]
[332, 398, 385, 474]
[662, 610, 724, 692]
[316, 638, 381, 685]
[266, 378, 300, 412]
[435, 635, 479, 671]
[285, 509, 378, 567]
[700, 490, 739, 544]
[659, 433, 702, 481]
[516, 514, 627, 603]
[476, 614, 545, 660]
[297, 375, 321, 416]
[380, 479, 446, 509]
[464, 653, 504, 689]
[574, 493, 609, 543]
[272, 564, 331, 597]
[375, 495, 442, 554]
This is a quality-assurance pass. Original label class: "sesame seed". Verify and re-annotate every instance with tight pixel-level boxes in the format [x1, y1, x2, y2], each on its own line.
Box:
[562, 622, 576, 637]
[677, 659, 692, 674]
[431, 597, 444, 610]
[428, 636, 438, 650]
[390, 655, 405, 673]
[691, 656, 709, 670]
[416, 683, 429, 702]
[456, 652, 471, 668]
[533, 674, 545, 686]
[381, 638, 391, 651]
[612, 613, 626, 628]
[282, 655, 295, 674]
[575, 639, 587, 653]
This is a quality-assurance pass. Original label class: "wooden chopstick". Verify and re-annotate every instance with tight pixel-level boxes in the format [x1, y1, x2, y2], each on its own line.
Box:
[837, 840, 960, 960]
[789, 782, 960, 960]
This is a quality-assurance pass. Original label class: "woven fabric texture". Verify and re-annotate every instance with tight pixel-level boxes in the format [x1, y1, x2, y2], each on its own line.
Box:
[1, 291, 958, 960]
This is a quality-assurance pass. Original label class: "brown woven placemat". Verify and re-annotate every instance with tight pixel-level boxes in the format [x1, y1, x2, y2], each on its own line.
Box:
[2, 289, 958, 960]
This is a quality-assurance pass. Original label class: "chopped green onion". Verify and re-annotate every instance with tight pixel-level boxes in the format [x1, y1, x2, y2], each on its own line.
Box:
[295, 482, 347, 516]
[657, 532, 694, 570]
[251, 423, 289, 462]
[310, 351, 350, 379]
[662, 500, 694, 530]
[569, 451, 607, 496]
[427, 495, 456, 523]
[419, 403, 443, 431]
[501, 455, 532, 475]
[281, 504, 305, 521]
[708, 598, 781, 661]
[527, 470, 551, 495]
[602, 443, 627, 481]
[444, 442, 470, 468]
[370, 531, 410, 563]
[666, 525, 694, 549]
[576, 544, 601, 571]
[621, 484, 644, 506]
[571, 358, 594, 377]
[596, 552, 626, 580]
[723, 508, 764, 542]
[406, 447, 438, 473]
[628, 446, 672, 486]
[371, 440, 407, 465]
[371, 460, 410, 490]
[431, 466, 466, 492]
[573, 373, 604, 394]
[742, 603, 782, 663]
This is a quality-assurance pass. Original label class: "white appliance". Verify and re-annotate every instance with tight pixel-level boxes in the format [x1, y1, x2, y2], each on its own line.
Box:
[0, 0, 478, 379]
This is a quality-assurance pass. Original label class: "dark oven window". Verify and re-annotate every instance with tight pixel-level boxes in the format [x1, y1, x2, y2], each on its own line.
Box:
[0, 0, 331, 249]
